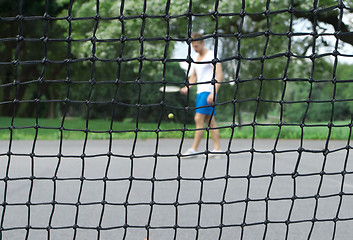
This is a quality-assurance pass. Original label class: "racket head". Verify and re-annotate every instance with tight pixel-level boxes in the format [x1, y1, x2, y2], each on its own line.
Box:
[159, 86, 181, 93]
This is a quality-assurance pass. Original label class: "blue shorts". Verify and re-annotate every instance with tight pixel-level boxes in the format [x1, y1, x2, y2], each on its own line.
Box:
[195, 92, 216, 116]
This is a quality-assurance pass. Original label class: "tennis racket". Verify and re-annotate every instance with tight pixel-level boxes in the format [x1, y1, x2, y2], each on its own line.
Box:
[159, 86, 181, 93]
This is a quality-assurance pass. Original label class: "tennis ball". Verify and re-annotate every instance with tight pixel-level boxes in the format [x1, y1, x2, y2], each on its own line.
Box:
[168, 113, 174, 119]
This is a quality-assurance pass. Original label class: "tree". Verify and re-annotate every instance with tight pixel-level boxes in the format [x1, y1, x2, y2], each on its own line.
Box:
[214, 0, 353, 123]
[52, 0, 191, 122]
[2, 0, 351, 123]
[0, 0, 69, 118]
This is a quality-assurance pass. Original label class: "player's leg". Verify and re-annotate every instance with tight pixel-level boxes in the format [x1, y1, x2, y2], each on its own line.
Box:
[191, 113, 206, 151]
[203, 91, 220, 151]
[184, 92, 215, 155]
[208, 116, 221, 150]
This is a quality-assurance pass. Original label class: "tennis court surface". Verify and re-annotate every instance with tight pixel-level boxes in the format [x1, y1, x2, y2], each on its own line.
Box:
[1, 139, 352, 239]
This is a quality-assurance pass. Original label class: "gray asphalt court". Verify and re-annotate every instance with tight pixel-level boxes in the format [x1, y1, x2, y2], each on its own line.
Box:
[0, 138, 352, 240]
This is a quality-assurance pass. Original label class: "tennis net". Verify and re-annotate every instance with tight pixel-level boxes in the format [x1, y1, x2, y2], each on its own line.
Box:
[1, 0, 353, 239]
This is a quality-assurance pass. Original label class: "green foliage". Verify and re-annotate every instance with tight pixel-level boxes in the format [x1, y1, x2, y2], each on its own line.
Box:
[283, 59, 353, 123]
[1, 0, 352, 125]
[0, 116, 350, 140]
[0, 0, 67, 117]
[52, 0, 195, 122]
[335, 63, 353, 118]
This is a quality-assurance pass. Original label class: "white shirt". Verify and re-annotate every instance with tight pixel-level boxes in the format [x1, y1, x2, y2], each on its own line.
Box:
[193, 50, 215, 94]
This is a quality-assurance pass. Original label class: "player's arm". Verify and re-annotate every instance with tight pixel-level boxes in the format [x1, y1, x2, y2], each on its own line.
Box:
[214, 62, 223, 94]
[207, 62, 223, 104]
[180, 68, 196, 95]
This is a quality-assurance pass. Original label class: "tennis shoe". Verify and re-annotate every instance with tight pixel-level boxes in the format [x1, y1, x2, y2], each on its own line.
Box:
[210, 149, 223, 159]
[183, 148, 197, 158]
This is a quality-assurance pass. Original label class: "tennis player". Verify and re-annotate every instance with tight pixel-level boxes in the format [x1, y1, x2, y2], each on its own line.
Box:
[180, 32, 224, 156]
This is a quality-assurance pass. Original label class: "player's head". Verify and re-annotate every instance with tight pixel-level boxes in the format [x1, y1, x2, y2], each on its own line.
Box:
[191, 32, 204, 53]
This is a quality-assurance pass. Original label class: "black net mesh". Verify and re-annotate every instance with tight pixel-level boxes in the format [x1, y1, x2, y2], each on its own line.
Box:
[1, 0, 353, 239]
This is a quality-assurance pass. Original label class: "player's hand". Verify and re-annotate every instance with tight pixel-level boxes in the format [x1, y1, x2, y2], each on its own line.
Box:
[180, 86, 188, 95]
[207, 93, 216, 104]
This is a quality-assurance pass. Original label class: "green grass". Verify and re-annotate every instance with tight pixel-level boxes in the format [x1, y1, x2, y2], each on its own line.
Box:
[0, 117, 351, 140]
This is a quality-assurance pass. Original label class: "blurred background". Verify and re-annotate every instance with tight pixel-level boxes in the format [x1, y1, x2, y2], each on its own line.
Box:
[0, 0, 352, 126]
